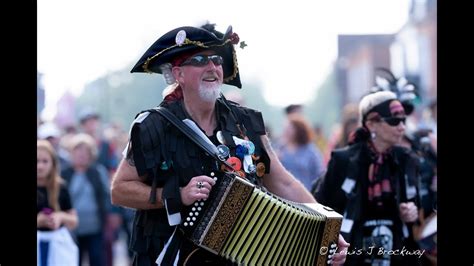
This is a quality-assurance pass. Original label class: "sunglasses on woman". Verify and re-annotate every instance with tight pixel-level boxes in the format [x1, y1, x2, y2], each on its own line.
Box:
[381, 116, 406, 126]
[180, 55, 224, 67]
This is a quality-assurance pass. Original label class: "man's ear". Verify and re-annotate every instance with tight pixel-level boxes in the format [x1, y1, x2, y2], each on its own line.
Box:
[172, 67, 184, 82]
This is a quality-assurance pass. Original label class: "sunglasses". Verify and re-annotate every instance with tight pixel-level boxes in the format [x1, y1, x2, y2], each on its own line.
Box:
[381, 116, 406, 126]
[180, 55, 224, 67]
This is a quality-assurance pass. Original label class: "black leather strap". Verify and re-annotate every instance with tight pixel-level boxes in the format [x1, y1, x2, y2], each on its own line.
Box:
[152, 107, 235, 171]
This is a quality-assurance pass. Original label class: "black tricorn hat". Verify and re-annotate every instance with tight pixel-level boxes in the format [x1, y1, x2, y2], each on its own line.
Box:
[131, 23, 242, 88]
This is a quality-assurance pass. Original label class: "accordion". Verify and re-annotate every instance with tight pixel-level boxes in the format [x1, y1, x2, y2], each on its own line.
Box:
[180, 173, 343, 265]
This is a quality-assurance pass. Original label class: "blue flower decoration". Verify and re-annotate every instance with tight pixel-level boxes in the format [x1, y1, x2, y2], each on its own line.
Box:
[235, 145, 248, 159]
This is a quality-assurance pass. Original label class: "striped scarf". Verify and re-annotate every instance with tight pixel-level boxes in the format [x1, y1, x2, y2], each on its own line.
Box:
[367, 142, 394, 208]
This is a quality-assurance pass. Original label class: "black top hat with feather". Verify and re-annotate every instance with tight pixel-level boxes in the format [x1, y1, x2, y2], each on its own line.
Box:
[131, 23, 242, 88]
[370, 67, 419, 115]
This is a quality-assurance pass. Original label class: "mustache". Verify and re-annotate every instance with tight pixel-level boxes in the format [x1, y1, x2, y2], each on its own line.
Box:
[203, 74, 219, 80]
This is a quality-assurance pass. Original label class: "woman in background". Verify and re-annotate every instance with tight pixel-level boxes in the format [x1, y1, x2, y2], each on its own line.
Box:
[276, 113, 325, 191]
[37, 140, 78, 266]
[314, 91, 420, 265]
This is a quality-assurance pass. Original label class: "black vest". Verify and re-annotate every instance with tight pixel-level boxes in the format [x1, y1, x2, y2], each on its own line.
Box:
[127, 98, 271, 261]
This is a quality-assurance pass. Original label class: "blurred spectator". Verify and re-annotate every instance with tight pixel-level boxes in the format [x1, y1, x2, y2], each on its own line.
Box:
[103, 122, 135, 260]
[38, 122, 70, 171]
[418, 98, 437, 138]
[335, 103, 359, 149]
[284, 103, 303, 115]
[276, 114, 325, 190]
[79, 108, 119, 173]
[399, 128, 437, 266]
[78, 109, 125, 266]
[61, 133, 113, 266]
[313, 124, 328, 159]
[325, 103, 359, 164]
[37, 140, 78, 266]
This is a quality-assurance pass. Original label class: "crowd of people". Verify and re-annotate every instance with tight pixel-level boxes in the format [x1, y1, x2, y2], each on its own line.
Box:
[37, 22, 437, 266]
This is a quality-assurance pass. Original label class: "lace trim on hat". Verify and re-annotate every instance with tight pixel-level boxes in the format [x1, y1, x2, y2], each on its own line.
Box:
[142, 38, 238, 83]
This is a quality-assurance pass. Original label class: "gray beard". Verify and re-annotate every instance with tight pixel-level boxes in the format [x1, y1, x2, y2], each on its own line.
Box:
[198, 82, 221, 102]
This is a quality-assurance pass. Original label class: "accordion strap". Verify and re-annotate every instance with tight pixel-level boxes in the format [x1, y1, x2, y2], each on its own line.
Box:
[152, 107, 235, 171]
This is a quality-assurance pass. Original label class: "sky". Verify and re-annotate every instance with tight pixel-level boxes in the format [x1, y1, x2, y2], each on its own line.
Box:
[38, 0, 411, 120]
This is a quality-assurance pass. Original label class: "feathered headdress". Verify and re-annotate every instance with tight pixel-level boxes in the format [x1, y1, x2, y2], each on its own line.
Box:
[370, 67, 419, 115]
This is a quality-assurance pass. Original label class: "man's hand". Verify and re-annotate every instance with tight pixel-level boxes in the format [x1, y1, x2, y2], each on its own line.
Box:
[180, 175, 215, 206]
[331, 234, 350, 265]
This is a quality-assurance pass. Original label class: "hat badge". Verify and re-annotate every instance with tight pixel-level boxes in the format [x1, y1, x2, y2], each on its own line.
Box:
[175, 30, 186, 46]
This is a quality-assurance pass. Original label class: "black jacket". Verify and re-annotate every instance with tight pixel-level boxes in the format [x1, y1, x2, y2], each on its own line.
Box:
[314, 142, 421, 265]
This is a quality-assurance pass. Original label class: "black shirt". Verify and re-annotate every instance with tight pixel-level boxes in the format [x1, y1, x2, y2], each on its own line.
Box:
[37, 184, 73, 231]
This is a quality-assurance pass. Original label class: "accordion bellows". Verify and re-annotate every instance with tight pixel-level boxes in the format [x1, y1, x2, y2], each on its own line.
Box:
[181, 174, 342, 265]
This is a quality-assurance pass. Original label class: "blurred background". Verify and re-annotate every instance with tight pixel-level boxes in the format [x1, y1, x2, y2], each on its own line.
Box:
[38, 0, 436, 139]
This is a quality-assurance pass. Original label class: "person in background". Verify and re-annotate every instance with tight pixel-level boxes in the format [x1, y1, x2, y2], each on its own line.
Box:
[312, 123, 328, 162]
[334, 103, 360, 150]
[284, 103, 303, 115]
[38, 122, 71, 172]
[78, 109, 122, 266]
[276, 113, 325, 191]
[79, 108, 119, 174]
[61, 133, 112, 266]
[314, 91, 420, 265]
[37, 140, 78, 266]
